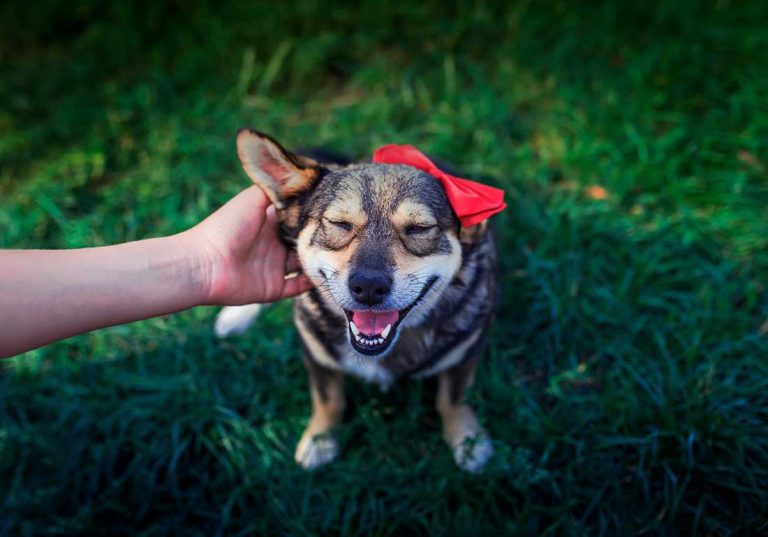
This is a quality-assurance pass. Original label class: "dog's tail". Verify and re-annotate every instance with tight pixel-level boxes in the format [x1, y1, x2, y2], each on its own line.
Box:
[214, 304, 265, 338]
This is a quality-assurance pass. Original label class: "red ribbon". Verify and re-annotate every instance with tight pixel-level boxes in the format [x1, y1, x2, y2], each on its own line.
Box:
[372, 144, 506, 227]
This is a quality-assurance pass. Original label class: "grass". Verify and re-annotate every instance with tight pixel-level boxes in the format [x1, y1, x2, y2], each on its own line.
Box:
[1, 0, 768, 534]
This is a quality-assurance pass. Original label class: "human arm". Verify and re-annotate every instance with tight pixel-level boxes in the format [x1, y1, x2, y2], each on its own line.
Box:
[0, 186, 312, 358]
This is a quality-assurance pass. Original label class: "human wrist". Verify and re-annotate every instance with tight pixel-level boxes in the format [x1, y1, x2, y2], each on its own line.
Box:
[168, 229, 217, 307]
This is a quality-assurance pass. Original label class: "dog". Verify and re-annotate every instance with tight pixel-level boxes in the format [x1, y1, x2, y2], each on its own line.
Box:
[215, 129, 500, 472]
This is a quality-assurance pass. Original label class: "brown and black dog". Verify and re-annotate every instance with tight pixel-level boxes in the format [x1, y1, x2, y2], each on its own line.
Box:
[216, 129, 498, 472]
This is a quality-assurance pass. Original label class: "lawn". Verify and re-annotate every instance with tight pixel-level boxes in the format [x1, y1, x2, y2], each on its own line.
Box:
[1, 1, 767, 534]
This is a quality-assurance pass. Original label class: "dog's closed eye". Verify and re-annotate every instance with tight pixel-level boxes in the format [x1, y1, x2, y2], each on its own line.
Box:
[326, 219, 353, 232]
[405, 224, 436, 236]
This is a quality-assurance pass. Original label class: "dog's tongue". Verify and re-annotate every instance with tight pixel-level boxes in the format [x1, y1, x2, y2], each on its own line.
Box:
[352, 310, 399, 336]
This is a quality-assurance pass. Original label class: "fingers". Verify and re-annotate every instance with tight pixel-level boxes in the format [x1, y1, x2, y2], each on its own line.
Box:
[262, 204, 280, 242]
[211, 186, 271, 231]
[258, 204, 285, 283]
[279, 273, 314, 299]
[285, 251, 302, 274]
[239, 191, 309, 301]
[236, 185, 272, 212]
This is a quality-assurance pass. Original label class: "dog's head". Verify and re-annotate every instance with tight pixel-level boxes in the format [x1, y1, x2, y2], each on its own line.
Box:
[237, 129, 479, 358]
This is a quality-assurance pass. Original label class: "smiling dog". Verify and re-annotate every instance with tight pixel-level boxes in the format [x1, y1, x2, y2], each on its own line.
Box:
[216, 129, 500, 472]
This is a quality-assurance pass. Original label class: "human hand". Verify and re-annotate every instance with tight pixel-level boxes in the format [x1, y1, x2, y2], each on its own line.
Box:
[184, 186, 313, 305]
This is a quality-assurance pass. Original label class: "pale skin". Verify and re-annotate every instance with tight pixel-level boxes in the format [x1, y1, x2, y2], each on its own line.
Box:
[0, 186, 313, 359]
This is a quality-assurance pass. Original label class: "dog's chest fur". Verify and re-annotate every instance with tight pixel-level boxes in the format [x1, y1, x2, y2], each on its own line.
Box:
[293, 228, 497, 386]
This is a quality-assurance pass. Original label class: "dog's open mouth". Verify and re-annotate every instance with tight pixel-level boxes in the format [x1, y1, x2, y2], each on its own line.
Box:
[344, 277, 437, 356]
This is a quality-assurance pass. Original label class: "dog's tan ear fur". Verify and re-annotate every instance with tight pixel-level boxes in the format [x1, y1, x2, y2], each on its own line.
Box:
[236, 128, 320, 208]
[459, 220, 489, 245]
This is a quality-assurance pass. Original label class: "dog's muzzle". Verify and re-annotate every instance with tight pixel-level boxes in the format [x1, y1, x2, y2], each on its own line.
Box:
[344, 276, 438, 357]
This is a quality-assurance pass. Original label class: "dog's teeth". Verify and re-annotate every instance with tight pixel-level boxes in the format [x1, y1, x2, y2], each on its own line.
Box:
[381, 324, 391, 339]
[353, 331, 389, 348]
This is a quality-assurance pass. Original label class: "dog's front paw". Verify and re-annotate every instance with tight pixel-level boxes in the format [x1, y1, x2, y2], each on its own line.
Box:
[295, 433, 339, 470]
[451, 435, 494, 473]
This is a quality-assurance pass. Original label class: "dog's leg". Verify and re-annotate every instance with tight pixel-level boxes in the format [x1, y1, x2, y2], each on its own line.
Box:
[436, 357, 493, 472]
[295, 357, 345, 470]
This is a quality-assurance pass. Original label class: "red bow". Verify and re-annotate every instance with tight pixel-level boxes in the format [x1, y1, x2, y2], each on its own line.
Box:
[372, 144, 506, 227]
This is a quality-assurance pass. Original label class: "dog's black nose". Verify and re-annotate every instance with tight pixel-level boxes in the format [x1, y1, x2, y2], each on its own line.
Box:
[348, 270, 392, 306]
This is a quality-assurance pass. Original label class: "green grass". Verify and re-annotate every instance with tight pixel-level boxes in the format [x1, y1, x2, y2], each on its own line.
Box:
[2, 0, 768, 534]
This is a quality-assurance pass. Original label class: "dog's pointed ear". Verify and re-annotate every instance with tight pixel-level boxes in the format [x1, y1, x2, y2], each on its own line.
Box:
[236, 129, 320, 208]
